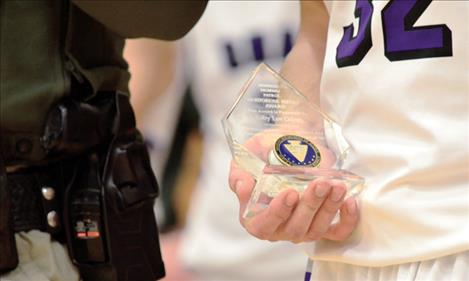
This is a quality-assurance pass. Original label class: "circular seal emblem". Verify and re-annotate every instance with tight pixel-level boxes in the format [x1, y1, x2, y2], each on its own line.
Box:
[274, 135, 321, 167]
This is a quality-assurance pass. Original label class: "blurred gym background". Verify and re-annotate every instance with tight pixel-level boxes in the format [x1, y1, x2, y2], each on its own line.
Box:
[124, 2, 304, 280]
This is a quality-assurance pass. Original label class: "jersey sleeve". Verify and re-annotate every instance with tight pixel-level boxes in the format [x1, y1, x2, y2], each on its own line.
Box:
[71, 0, 208, 40]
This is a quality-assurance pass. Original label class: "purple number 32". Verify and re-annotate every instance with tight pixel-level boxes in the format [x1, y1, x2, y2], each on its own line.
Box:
[336, 0, 453, 68]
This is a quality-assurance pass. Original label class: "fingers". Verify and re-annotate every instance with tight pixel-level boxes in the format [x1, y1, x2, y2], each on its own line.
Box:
[305, 181, 347, 241]
[229, 161, 257, 223]
[245, 189, 299, 241]
[229, 161, 255, 201]
[323, 196, 359, 241]
[281, 180, 331, 242]
[230, 158, 359, 243]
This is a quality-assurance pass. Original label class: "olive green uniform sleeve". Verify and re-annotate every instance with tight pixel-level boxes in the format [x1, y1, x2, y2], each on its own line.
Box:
[71, 0, 208, 40]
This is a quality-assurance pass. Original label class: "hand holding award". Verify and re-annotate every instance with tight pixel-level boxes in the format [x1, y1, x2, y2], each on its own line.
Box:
[223, 64, 364, 242]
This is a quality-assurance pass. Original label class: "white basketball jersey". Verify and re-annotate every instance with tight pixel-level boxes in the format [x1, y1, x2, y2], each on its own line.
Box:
[305, 0, 469, 266]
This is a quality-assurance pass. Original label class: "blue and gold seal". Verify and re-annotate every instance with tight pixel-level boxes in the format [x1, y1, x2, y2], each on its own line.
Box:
[274, 135, 321, 167]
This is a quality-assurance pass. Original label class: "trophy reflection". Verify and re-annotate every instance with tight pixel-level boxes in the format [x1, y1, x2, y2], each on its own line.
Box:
[222, 63, 364, 218]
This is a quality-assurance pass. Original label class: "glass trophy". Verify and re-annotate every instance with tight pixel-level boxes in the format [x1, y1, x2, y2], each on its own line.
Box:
[222, 63, 365, 218]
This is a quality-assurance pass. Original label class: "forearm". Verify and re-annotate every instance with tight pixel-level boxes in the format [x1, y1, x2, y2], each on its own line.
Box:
[123, 39, 178, 128]
[281, 1, 329, 105]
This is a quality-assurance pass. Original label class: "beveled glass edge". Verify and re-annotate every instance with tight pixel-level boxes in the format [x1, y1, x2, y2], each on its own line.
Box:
[221, 63, 269, 157]
[220, 62, 345, 162]
[221, 63, 339, 126]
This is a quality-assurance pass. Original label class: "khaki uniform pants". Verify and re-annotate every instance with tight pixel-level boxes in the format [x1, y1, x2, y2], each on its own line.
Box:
[0, 231, 79, 281]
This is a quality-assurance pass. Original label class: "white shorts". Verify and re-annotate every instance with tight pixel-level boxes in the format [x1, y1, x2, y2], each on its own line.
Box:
[310, 250, 469, 281]
[1, 231, 80, 281]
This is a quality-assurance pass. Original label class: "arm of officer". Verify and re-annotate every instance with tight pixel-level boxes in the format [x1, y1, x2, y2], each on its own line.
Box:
[72, 1, 208, 40]
[228, 1, 359, 243]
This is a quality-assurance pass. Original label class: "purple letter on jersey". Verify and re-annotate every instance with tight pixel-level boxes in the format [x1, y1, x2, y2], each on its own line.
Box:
[336, 0, 374, 67]
[382, 0, 452, 61]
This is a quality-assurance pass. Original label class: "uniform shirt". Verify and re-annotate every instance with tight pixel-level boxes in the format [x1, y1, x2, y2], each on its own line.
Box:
[0, 0, 207, 165]
[305, 0, 469, 266]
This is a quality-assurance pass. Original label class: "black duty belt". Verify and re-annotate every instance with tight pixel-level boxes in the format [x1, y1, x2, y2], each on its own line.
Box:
[1, 92, 165, 280]
[7, 164, 65, 237]
[5, 93, 118, 235]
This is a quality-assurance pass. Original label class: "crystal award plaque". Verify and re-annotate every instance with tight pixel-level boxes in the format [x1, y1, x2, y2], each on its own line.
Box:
[222, 63, 365, 218]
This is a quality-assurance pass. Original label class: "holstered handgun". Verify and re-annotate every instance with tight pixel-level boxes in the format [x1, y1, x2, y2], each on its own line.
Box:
[44, 92, 165, 281]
